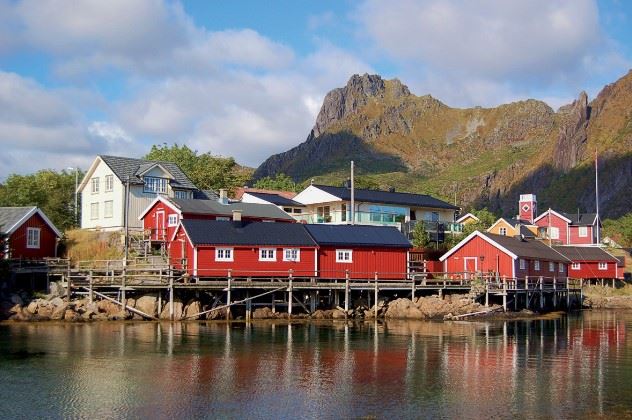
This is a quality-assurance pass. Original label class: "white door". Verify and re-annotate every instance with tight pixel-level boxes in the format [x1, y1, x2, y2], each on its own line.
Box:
[464, 257, 478, 279]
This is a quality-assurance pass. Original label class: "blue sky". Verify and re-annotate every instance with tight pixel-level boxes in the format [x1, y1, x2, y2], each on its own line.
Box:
[0, 0, 630, 179]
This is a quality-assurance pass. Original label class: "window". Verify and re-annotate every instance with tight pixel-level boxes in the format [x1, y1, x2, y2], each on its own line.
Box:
[26, 228, 40, 249]
[293, 208, 302, 214]
[104, 200, 113, 218]
[90, 202, 99, 220]
[571, 263, 580, 270]
[259, 248, 276, 261]
[283, 207, 293, 213]
[519, 259, 526, 270]
[174, 190, 188, 199]
[144, 176, 168, 193]
[168, 214, 178, 227]
[534, 260, 540, 271]
[91, 177, 99, 194]
[549, 262, 555, 272]
[341, 203, 347, 222]
[598, 262, 608, 270]
[317, 206, 331, 223]
[336, 249, 353, 263]
[550, 227, 559, 240]
[579, 226, 588, 237]
[105, 175, 114, 192]
[499, 227, 507, 236]
[559, 264, 564, 273]
[283, 248, 300, 262]
[215, 248, 233, 261]
[216, 216, 230, 221]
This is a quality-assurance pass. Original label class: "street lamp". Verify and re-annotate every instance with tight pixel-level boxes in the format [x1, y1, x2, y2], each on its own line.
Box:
[67, 167, 79, 226]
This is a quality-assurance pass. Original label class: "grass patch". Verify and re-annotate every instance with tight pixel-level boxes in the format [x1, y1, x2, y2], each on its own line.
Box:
[584, 284, 632, 297]
[62, 229, 123, 264]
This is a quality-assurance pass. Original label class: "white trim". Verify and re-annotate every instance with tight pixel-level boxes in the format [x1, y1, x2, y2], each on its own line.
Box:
[314, 248, 318, 276]
[487, 218, 511, 233]
[137, 195, 181, 220]
[193, 247, 198, 276]
[167, 214, 178, 227]
[598, 262, 608, 270]
[136, 163, 175, 179]
[578, 226, 588, 237]
[533, 209, 571, 224]
[76, 156, 103, 193]
[216, 247, 234, 262]
[439, 231, 518, 261]
[4, 207, 62, 238]
[571, 262, 581, 270]
[336, 249, 353, 263]
[463, 257, 477, 272]
[259, 248, 277, 262]
[283, 248, 300, 262]
[456, 213, 479, 224]
[26, 227, 41, 249]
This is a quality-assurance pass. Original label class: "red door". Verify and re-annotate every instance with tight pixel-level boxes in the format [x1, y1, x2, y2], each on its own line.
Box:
[156, 211, 165, 240]
[464, 257, 477, 279]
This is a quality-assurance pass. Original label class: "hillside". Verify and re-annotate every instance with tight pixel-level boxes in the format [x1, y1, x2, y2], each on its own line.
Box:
[254, 72, 632, 218]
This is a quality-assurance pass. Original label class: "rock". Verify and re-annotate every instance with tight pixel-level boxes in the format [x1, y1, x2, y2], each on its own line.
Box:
[38, 305, 54, 319]
[48, 281, 65, 298]
[135, 295, 157, 317]
[64, 309, 80, 322]
[81, 310, 96, 321]
[26, 300, 39, 314]
[98, 300, 121, 316]
[0, 301, 16, 319]
[51, 304, 69, 320]
[159, 300, 183, 320]
[49, 297, 65, 308]
[332, 309, 347, 319]
[93, 313, 108, 321]
[10, 308, 33, 321]
[183, 300, 202, 320]
[10, 294, 23, 306]
[253, 307, 275, 319]
[311, 309, 330, 320]
[107, 311, 128, 321]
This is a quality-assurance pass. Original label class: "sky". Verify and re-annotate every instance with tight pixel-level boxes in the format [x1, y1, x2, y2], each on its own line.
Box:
[0, 0, 631, 179]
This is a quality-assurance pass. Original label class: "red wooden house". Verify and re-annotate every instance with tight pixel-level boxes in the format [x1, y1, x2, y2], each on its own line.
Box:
[533, 209, 600, 245]
[304, 224, 411, 280]
[170, 219, 318, 277]
[440, 231, 569, 279]
[0, 207, 61, 260]
[553, 246, 621, 279]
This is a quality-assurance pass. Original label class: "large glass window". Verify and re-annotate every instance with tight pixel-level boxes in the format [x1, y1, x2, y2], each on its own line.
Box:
[144, 177, 168, 193]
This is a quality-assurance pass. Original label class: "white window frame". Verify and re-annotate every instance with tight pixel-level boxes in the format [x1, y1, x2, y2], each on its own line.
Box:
[259, 248, 277, 262]
[215, 248, 233, 262]
[168, 214, 178, 227]
[105, 175, 114, 192]
[26, 227, 40, 249]
[174, 190, 188, 199]
[549, 262, 555, 272]
[519, 259, 526, 270]
[559, 263, 564, 273]
[534, 260, 540, 271]
[90, 202, 99, 220]
[143, 176, 168, 194]
[499, 227, 507, 236]
[283, 248, 300, 262]
[91, 177, 99, 194]
[336, 249, 353, 263]
[579, 226, 588, 237]
[550, 227, 559, 240]
[598, 262, 608, 270]
[103, 200, 113, 218]
[571, 263, 580, 270]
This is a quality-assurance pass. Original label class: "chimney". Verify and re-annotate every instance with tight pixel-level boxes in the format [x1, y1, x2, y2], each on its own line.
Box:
[218, 189, 228, 205]
[518, 194, 537, 224]
[232, 209, 242, 222]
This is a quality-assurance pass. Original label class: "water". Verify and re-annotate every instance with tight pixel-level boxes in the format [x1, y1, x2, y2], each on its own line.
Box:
[1, 311, 632, 419]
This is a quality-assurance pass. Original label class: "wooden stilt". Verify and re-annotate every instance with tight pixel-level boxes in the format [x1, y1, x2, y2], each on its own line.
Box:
[485, 279, 489, 307]
[121, 266, 126, 306]
[310, 291, 317, 313]
[344, 270, 350, 318]
[246, 290, 251, 322]
[169, 275, 174, 320]
[502, 278, 507, 311]
[374, 274, 379, 318]
[88, 269, 93, 304]
[272, 293, 276, 313]
[566, 278, 570, 309]
[158, 292, 162, 315]
[553, 278, 557, 308]
[539, 276, 544, 310]
[226, 271, 232, 321]
[288, 270, 293, 317]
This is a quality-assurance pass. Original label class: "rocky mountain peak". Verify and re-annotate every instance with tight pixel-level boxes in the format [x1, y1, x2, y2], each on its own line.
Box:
[553, 91, 591, 171]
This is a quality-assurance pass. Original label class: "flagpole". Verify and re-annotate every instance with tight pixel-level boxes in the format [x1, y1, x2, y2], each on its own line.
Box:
[595, 149, 600, 245]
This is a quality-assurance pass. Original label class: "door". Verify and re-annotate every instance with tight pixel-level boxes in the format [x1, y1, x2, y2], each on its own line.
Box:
[156, 211, 165, 240]
[464, 257, 477, 279]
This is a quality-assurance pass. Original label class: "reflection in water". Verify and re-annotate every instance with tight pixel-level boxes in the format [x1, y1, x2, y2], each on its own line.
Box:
[1, 312, 632, 418]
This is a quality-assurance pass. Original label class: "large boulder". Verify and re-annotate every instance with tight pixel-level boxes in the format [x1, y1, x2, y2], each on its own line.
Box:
[64, 309, 80, 322]
[48, 281, 65, 298]
[26, 300, 40, 314]
[331, 309, 347, 319]
[10, 294, 23, 306]
[183, 300, 202, 320]
[51, 303, 69, 320]
[159, 300, 184, 320]
[49, 297, 65, 308]
[385, 298, 421, 319]
[252, 307, 275, 319]
[135, 295, 157, 317]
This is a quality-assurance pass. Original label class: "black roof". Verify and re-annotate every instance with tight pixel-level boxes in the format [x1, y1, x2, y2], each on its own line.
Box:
[304, 224, 411, 248]
[312, 184, 459, 210]
[561, 212, 598, 226]
[99, 155, 197, 190]
[181, 220, 317, 246]
[170, 198, 294, 221]
[245, 192, 305, 207]
[553, 246, 619, 262]
[193, 189, 219, 200]
[482, 232, 569, 262]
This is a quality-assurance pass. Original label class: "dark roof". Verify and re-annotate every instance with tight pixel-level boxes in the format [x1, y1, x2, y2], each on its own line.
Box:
[245, 192, 305, 207]
[0, 207, 35, 234]
[170, 198, 294, 221]
[482, 232, 568, 262]
[553, 246, 619, 262]
[561, 212, 598, 226]
[99, 155, 197, 190]
[181, 220, 317, 246]
[519, 225, 537, 238]
[193, 189, 219, 200]
[312, 184, 459, 210]
[304, 224, 411, 248]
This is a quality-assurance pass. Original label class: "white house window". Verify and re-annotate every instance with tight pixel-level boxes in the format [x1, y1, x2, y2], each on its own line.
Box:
[283, 248, 300, 262]
[174, 190, 188, 199]
[519, 259, 526, 270]
[550, 227, 559, 240]
[91, 177, 99, 194]
[598, 262, 608, 270]
[90, 202, 99, 220]
[26, 228, 40, 249]
[559, 264, 565, 273]
[215, 248, 233, 262]
[499, 227, 507, 236]
[579, 226, 588, 237]
[336, 249, 353, 263]
[168, 214, 178, 227]
[104, 200, 113, 218]
[259, 248, 276, 261]
[534, 260, 540, 271]
[105, 175, 114, 192]
[549, 262, 555, 272]
[144, 176, 168, 194]
[571, 263, 580, 270]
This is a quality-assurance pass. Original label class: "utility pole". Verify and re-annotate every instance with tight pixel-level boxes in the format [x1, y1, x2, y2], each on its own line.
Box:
[124, 176, 130, 266]
[67, 167, 79, 226]
[595, 149, 600, 244]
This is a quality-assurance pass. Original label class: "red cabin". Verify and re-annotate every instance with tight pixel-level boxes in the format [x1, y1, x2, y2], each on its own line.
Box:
[0, 207, 61, 260]
[553, 246, 621, 280]
[534, 209, 600, 245]
[440, 231, 569, 279]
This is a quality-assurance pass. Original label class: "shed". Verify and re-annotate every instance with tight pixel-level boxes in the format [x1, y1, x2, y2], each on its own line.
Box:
[553, 246, 620, 280]
[0, 207, 61, 260]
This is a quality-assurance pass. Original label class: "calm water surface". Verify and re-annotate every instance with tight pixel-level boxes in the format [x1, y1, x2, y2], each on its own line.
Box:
[1, 311, 632, 419]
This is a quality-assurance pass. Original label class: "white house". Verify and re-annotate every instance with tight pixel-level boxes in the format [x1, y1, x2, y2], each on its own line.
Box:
[77, 155, 198, 230]
[240, 191, 305, 218]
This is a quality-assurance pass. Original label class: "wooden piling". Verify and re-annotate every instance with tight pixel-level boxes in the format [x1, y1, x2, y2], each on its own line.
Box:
[344, 270, 350, 318]
[374, 274, 379, 318]
[502, 278, 507, 311]
[246, 290, 251, 321]
[169, 275, 174, 321]
[539, 277, 544, 310]
[226, 270, 232, 320]
[287, 270, 293, 317]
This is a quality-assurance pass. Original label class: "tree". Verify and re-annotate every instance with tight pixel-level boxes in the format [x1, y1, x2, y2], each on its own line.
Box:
[0, 169, 80, 231]
[253, 173, 298, 192]
[411, 221, 431, 249]
[603, 213, 632, 247]
[144, 143, 251, 192]
[461, 207, 497, 236]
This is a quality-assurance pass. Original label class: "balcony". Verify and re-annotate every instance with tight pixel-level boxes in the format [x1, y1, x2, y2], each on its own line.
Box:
[293, 210, 404, 227]
[401, 220, 464, 242]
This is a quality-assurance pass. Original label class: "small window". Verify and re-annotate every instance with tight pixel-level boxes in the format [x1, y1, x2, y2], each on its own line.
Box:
[283, 207, 293, 213]
[499, 227, 507, 236]
[571, 263, 580, 270]
[559, 263, 564, 273]
[283, 248, 300, 262]
[91, 177, 99, 194]
[104, 200, 113, 218]
[105, 175, 114, 192]
[336, 249, 353, 263]
[293, 208, 302, 214]
[579, 226, 588, 237]
[549, 262, 555, 272]
[174, 190, 188, 199]
[259, 248, 276, 261]
[26, 228, 40, 249]
[216, 216, 230, 221]
[550, 227, 559, 240]
[215, 248, 233, 262]
[90, 202, 99, 220]
[519, 259, 526, 270]
[598, 262, 607, 270]
[534, 260, 540, 271]
[168, 214, 178, 227]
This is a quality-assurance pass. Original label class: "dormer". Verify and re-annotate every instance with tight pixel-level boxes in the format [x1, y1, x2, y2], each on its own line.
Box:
[137, 163, 175, 194]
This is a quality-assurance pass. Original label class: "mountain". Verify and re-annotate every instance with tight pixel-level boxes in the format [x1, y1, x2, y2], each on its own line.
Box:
[253, 72, 632, 218]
